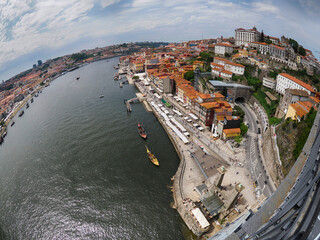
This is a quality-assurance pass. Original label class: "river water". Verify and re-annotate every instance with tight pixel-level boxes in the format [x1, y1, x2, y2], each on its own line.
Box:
[0, 58, 191, 239]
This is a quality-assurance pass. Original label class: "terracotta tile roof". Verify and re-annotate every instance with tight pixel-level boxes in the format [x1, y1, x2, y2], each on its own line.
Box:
[225, 62, 245, 68]
[310, 96, 320, 104]
[223, 128, 241, 134]
[270, 44, 285, 51]
[200, 102, 219, 109]
[214, 93, 225, 98]
[290, 101, 315, 118]
[214, 57, 229, 62]
[210, 62, 224, 69]
[216, 43, 233, 47]
[221, 70, 233, 75]
[279, 73, 315, 93]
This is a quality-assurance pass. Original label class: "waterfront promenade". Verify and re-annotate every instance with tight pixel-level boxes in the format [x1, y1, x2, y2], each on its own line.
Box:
[132, 74, 257, 237]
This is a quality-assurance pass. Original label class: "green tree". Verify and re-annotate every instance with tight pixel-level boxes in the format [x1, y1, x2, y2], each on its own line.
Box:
[298, 46, 306, 56]
[233, 105, 245, 121]
[289, 38, 299, 53]
[199, 51, 213, 63]
[224, 52, 231, 57]
[235, 135, 243, 143]
[184, 71, 194, 82]
[260, 30, 264, 42]
[240, 122, 248, 136]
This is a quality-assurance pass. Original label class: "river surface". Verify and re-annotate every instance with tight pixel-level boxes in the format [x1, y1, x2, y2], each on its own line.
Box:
[0, 58, 191, 240]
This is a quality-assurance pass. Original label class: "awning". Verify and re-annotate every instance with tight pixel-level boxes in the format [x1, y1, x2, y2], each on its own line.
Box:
[189, 113, 198, 120]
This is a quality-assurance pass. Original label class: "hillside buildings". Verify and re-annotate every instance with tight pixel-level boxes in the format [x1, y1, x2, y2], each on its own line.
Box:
[212, 57, 245, 78]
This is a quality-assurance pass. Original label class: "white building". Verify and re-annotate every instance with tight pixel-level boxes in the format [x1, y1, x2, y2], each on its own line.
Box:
[276, 73, 315, 95]
[213, 57, 228, 66]
[211, 67, 221, 76]
[214, 43, 233, 55]
[224, 62, 245, 75]
[220, 70, 233, 79]
[263, 77, 276, 90]
[235, 27, 261, 46]
[250, 42, 270, 54]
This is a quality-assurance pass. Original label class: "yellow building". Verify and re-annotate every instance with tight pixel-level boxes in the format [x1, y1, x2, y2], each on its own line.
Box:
[222, 128, 241, 140]
[285, 101, 315, 122]
[193, 61, 204, 70]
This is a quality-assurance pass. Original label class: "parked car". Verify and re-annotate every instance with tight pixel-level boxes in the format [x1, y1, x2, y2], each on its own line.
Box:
[257, 128, 261, 134]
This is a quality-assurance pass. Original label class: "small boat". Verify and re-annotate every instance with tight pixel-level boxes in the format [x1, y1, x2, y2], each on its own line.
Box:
[76, 77, 80, 80]
[18, 111, 24, 117]
[99, 94, 104, 98]
[138, 123, 147, 139]
[11, 121, 15, 127]
[2, 132, 7, 138]
[31, 98, 34, 103]
[145, 145, 159, 166]
[26, 103, 29, 109]
[0, 137, 3, 145]
[119, 83, 123, 88]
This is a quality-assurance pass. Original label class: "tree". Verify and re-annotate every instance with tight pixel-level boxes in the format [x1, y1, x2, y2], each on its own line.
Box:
[184, 71, 194, 82]
[224, 52, 231, 57]
[233, 105, 245, 121]
[298, 46, 306, 56]
[235, 135, 243, 143]
[199, 51, 213, 63]
[240, 122, 248, 136]
[264, 36, 271, 44]
[289, 38, 299, 53]
[260, 30, 264, 42]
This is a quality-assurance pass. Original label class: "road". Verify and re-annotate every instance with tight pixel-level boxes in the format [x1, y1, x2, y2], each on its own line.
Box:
[238, 103, 273, 198]
[308, 214, 320, 240]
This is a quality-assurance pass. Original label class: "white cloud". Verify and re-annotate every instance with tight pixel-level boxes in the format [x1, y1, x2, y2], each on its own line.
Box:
[0, 0, 319, 79]
[100, 0, 121, 8]
[252, 2, 279, 14]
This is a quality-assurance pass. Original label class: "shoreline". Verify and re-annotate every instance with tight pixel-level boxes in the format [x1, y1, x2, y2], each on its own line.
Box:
[0, 56, 122, 138]
[134, 81, 209, 237]
[132, 71, 261, 238]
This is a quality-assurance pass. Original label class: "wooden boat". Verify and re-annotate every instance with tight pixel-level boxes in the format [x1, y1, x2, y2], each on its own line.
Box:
[99, 94, 104, 98]
[138, 123, 147, 139]
[145, 145, 159, 166]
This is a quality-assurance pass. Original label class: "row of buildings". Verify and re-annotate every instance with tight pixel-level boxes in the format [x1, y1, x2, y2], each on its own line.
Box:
[235, 27, 320, 74]
[121, 43, 245, 139]
[262, 72, 319, 120]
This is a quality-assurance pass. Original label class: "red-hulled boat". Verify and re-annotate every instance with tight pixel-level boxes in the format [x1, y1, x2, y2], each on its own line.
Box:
[138, 123, 147, 139]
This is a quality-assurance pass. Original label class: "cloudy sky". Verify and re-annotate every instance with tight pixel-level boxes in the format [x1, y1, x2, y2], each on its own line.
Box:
[0, 0, 319, 80]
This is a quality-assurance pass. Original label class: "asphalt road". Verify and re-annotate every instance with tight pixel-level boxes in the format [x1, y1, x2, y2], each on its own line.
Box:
[238, 103, 272, 198]
[307, 213, 320, 239]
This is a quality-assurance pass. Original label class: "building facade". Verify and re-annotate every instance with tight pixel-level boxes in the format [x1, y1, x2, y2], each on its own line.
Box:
[235, 27, 261, 46]
[262, 77, 276, 90]
[215, 43, 234, 55]
[275, 73, 315, 95]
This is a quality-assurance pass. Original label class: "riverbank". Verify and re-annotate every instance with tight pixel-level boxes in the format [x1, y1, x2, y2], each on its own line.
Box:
[133, 75, 258, 238]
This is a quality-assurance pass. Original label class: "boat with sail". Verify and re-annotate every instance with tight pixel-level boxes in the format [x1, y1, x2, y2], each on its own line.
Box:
[138, 123, 147, 139]
[145, 145, 159, 166]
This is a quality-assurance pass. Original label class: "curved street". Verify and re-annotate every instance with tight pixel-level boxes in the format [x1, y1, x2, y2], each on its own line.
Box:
[238, 103, 273, 198]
